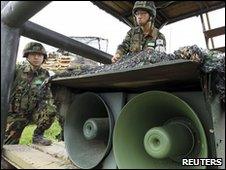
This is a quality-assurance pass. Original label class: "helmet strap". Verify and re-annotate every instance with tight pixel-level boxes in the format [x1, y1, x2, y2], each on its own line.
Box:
[149, 14, 155, 25]
[42, 58, 46, 64]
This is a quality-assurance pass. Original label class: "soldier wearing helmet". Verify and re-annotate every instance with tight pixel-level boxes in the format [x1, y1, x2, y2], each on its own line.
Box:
[23, 42, 47, 66]
[112, 1, 166, 63]
[4, 42, 59, 146]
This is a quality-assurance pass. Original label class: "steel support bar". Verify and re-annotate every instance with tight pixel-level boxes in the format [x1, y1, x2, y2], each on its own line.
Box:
[1, 23, 20, 149]
[1, 1, 51, 28]
[21, 21, 112, 64]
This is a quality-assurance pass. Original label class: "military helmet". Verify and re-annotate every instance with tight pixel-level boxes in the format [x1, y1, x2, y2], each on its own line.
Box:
[133, 1, 156, 19]
[23, 42, 47, 59]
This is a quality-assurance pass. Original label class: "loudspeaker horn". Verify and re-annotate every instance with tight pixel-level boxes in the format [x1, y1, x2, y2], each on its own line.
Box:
[113, 91, 208, 169]
[65, 92, 114, 169]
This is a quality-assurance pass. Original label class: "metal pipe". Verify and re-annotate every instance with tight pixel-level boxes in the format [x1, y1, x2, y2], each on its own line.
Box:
[1, 23, 20, 150]
[21, 21, 112, 64]
[1, 1, 51, 28]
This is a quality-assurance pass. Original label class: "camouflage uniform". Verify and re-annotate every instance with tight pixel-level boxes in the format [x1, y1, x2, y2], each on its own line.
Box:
[116, 26, 166, 58]
[115, 1, 166, 58]
[4, 52, 57, 145]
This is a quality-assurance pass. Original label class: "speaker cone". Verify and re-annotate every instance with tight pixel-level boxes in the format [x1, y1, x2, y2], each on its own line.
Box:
[113, 91, 208, 169]
[65, 92, 114, 169]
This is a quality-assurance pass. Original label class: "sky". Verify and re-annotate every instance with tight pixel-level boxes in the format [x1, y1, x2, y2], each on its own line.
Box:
[17, 1, 225, 62]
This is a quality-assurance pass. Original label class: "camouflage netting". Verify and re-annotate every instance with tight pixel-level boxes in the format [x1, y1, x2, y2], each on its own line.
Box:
[201, 50, 225, 103]
[53, 45, 225, 102]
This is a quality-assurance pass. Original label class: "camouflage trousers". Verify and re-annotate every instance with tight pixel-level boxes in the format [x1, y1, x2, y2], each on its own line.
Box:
[4, 104, 56, 145]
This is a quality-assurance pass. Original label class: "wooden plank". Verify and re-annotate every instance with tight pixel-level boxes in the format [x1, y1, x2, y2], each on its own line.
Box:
[31, 142, 69, 161]
[1, 156, 18, 169]
[212, 46, 225, 53]
[204, 26, 225, 39]
[92, 1, 225, 28]
[3, 144, 77, 169]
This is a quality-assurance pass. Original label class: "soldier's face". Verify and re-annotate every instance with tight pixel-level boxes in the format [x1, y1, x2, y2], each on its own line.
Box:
[27, 53, 44, 67]
[135, 10, 150, 26]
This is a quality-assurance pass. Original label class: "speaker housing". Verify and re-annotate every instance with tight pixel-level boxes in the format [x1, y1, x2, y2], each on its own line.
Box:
[64, 92, 114, 169]
[51, 60, 224, 169]
[113, 91, 208, 169]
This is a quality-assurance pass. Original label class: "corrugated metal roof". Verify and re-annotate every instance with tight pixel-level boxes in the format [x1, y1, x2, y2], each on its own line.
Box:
[92, 1, 225, 29]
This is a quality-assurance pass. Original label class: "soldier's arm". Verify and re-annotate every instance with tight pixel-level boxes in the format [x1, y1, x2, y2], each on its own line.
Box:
[40, 80, 57, 115]
[13, 62, 22, 80]
[42, 71, 54, 101]
[36, 71, 54, 104]
[115, 29, 133, 58]
[157, 32, 166, 49]
[14, 61, 30, 79]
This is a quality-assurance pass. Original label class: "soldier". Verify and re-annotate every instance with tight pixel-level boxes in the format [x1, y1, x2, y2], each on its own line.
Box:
[112, 1, 166, 63]
[4, 42, 59, 146]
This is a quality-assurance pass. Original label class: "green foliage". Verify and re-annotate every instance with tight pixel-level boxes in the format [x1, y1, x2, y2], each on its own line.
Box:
[19, 118, 62, 145]
[19, 125, 36, 144]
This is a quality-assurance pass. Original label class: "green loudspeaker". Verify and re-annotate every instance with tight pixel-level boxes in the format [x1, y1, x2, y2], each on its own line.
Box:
[113, 91, 208, 169]
[65, 92, 114, 169]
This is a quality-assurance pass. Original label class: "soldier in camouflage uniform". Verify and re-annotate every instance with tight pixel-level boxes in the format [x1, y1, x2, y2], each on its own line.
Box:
[112, 1, 166, 63]
[4, 42, 58, 146]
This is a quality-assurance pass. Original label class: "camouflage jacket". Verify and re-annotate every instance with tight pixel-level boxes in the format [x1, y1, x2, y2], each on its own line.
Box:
[116, 26, 166, 57]
[9, 61, 55, 114]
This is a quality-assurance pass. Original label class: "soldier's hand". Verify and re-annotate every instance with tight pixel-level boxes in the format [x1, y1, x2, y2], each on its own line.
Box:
[111, 53, 121, 63]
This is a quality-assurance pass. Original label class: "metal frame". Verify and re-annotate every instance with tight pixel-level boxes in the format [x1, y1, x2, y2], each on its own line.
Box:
[1, 1, 51, 28]
[200, 13, 225, 52]
[20, 21, 112, 64]
[1, 1, 112, 150]
[200, 13, 215, 50]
